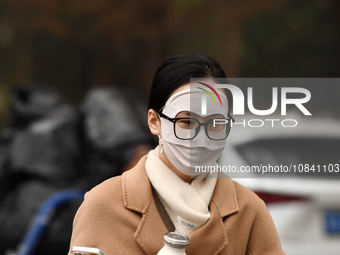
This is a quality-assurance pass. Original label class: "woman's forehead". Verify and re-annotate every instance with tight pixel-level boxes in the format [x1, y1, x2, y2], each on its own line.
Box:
[162, 86, 229, 118]
[170, 80, 223, 96]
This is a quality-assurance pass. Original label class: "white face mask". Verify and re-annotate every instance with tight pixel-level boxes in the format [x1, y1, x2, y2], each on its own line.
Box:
[159, 135, 225, 177]
[159, 84, 229, 177]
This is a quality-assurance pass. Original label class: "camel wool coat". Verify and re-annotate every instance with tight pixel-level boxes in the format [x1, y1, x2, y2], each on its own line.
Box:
[68, 156, 285, 255]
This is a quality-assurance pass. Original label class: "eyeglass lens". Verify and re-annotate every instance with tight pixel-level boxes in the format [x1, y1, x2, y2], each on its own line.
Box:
[174, 118, 229, 140]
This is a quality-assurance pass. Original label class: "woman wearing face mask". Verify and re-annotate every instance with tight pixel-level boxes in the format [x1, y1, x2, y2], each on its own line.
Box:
[68, 54, 285, 255]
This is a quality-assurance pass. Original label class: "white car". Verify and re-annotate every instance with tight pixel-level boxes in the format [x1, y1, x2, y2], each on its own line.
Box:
[219, 115, 340, 255]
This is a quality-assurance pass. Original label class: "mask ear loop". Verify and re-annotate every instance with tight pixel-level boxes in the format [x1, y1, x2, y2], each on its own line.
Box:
[158, 135, 164, 153]
[157, 111, 164, 154]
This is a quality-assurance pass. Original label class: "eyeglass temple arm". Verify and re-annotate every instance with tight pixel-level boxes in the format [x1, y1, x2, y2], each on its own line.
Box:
[228, 114, 235, 123]
[158, 111, 175, 122]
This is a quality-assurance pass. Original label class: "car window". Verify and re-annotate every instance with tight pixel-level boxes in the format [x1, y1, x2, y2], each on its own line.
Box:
[236, 138, 340, 177]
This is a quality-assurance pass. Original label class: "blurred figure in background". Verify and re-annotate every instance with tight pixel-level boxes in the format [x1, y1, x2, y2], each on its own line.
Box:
[0, 84, 154, 254]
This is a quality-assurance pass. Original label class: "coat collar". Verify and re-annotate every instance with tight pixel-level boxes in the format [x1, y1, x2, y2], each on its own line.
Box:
[122, 155, 239, 254]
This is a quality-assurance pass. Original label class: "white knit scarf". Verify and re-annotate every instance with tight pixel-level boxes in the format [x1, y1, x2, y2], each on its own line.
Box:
[145, 146, 217, 236]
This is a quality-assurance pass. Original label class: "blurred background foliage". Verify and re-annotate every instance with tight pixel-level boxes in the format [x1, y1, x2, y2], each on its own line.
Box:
[0, 0, 339, 131]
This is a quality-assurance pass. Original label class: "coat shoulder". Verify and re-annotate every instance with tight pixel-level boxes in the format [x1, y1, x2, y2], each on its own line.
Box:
[84, 175, 123, 209]
[232, 180, 267, 212]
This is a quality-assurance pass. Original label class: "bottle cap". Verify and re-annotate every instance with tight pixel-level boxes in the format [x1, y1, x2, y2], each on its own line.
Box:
[163, 232, 190, 249]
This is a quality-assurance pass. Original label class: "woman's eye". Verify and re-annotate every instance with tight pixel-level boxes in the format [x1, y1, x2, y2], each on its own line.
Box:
[177, 119, 196, 128]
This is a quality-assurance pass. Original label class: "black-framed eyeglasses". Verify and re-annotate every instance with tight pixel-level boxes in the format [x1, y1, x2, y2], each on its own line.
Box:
[158, 111, 234, 140]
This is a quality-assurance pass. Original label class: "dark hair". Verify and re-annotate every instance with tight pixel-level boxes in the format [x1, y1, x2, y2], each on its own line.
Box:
[148, 54, 229, 112]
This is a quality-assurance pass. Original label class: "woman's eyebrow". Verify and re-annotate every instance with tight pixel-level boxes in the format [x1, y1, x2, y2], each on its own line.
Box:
[178, 111, 191, 116]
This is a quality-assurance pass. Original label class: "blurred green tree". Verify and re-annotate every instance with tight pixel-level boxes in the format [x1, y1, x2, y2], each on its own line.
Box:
[0, 0, 174, 102]
[0, 0, 339, 108]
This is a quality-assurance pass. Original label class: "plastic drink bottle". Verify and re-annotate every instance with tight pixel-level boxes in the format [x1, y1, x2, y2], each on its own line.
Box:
[71, 246, 105, 255]
[157, 232, 190, 255]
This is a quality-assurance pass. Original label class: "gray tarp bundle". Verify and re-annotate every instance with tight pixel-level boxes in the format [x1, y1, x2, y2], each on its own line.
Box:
[0, 85, 154, 254]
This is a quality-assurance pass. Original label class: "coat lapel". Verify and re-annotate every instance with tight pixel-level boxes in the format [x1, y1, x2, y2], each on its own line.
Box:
[211, 175, 239, 219]
[122, 156, 167, 255]
[187, 176, 239, 254]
